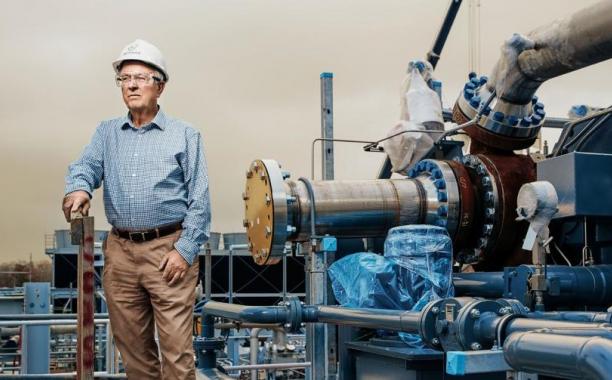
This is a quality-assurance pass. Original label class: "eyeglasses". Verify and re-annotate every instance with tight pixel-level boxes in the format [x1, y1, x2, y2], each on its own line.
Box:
[115, 72, 163, 87]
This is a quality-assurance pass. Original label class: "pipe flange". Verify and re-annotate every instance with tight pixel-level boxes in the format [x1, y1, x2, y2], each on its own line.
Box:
[407, 159, 461, 237]
[418, 299, 445, 349]
[495, 313, 524, 348]
[430, 298, 467, 351]
[454, 72, 545, 149]
[244, 159, 290, 265]
[455, 299, 502, 351]
[458, 154, 500, 264]
[496, 299, 529, 316]
[284, 296, 303, 333]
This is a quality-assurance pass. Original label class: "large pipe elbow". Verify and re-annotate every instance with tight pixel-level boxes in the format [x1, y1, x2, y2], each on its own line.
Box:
[504, 331, 612, 379]
[489, 0, 612, 105]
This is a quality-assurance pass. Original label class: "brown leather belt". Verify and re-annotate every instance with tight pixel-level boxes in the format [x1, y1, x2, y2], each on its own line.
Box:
[112, 222, 182, 243]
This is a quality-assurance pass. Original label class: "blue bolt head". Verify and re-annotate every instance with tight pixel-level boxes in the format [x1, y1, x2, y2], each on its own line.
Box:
[482, 106, 491, 116]
[434, 179, 446, 190]
[520, 116, 532, 127]
[534, 102, 545, 111]
[468, 71, 477, 79]
[493, 111, 505, 122]
[482, 177, 492, 187]
[531, 95, 539, 105]
[432, 168, 443, 179]
[415, 61, 425, 71]
[479, 76, 488, 85]
[407, 168, 416, 178]
[531, 114, 543, 125]
[465, 82, 477, 90]
[437, 192, 448, 202]
[573, 104, 588, 117]
[535, 108, 546, 118]
[470, 76, 480, 86]
[469, 96, 481, 108]
[438, 205, 448, 217]
[463, 88, 475, 100]
[508, 115, 519, 126]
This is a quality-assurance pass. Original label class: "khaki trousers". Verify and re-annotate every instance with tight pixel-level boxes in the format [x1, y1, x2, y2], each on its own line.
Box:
[103, 230, 199, 380]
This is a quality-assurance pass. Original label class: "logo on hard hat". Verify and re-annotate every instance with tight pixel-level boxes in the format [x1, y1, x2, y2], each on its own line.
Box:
[127, 43, 139, 52]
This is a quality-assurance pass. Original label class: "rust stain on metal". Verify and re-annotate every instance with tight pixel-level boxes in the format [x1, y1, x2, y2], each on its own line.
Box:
[76, 216, 95, 380]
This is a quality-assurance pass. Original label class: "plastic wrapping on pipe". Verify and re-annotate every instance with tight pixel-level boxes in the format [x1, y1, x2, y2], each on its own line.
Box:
[383, 61, 444, 174]
[328, 225, 453, 347]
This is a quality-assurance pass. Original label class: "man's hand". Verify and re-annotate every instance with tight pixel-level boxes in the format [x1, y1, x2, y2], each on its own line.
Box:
[159, 250, 189, 286]
[62, 190, 91, 222]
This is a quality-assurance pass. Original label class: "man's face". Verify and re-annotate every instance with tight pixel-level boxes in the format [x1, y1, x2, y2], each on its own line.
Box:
[118, 61, 165, 112]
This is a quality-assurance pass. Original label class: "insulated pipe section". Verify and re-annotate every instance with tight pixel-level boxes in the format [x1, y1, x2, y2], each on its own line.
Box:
[243, 159, 461, 264]
[490, 1, 612, 105]
[504, 331, 612, 380]
[288, 179, 424, 240]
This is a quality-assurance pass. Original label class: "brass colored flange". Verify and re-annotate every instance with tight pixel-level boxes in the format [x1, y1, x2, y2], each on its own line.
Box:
[243, 159, 289, 265]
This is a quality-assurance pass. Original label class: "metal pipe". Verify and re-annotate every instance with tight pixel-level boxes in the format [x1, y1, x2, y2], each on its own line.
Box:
[215, 322, 281, 330]
[528, 327, 612, 340]
[473, 311, 612, 349]
[202, 301, 422, 333]
[197, 314, 217, 370]
[505, 318, 611, 337]
[314, 306, 420, 332]
[490, 0, 612, 104]
[250, 328, 262, 380]
[202, 301, 289, 324]
[0, 313, 108, 321]
[273, 328, 287, 351]
[290, 178, 426, 241]
[0, 319, 109, 327]
[504, 331, 612, 380]
[528, 311, 612, 324]
[0, 372, 126, 379]
[453, 272, 505, 298]
[320, 72, 334, 181]
[511, 265, 612, 308]
[427, 0, 463, 68]
[224, 362, 311, 371]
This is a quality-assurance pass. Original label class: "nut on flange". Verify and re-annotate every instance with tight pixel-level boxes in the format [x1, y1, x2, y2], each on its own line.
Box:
[243, 159, 290, 265]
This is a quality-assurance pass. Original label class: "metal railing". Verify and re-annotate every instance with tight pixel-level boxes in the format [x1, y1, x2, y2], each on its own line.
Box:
[0, 318, 119, 377]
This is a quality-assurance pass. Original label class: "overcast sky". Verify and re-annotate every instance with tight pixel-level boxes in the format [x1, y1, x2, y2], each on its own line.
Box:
[1, 0, 611, 262]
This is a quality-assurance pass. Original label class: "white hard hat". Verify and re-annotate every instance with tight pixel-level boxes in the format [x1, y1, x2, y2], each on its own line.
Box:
[113, 39, 169, 82]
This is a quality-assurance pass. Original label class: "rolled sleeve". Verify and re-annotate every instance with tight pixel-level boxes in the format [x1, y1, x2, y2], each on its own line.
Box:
[65, 124, 105, 197]
[174, 129, 211, 265]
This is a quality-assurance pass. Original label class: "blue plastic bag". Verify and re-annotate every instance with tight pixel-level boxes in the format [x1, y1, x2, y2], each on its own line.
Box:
[328, 225, 453, 347]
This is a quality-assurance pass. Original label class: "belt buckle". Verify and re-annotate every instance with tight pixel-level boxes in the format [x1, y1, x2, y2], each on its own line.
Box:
[129, 231, 146, 242]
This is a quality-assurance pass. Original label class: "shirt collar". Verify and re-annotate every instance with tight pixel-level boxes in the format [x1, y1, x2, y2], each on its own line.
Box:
[121, 107, 167, 131]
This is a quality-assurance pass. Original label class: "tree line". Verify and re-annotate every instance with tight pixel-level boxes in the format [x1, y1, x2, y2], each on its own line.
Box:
[0, 260, 51, 287]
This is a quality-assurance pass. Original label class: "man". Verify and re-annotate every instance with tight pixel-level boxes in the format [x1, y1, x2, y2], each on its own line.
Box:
[62, 39, 210, 379]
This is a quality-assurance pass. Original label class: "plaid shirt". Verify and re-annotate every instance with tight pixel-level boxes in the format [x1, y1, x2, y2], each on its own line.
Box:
[65, 108, 210, 265]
